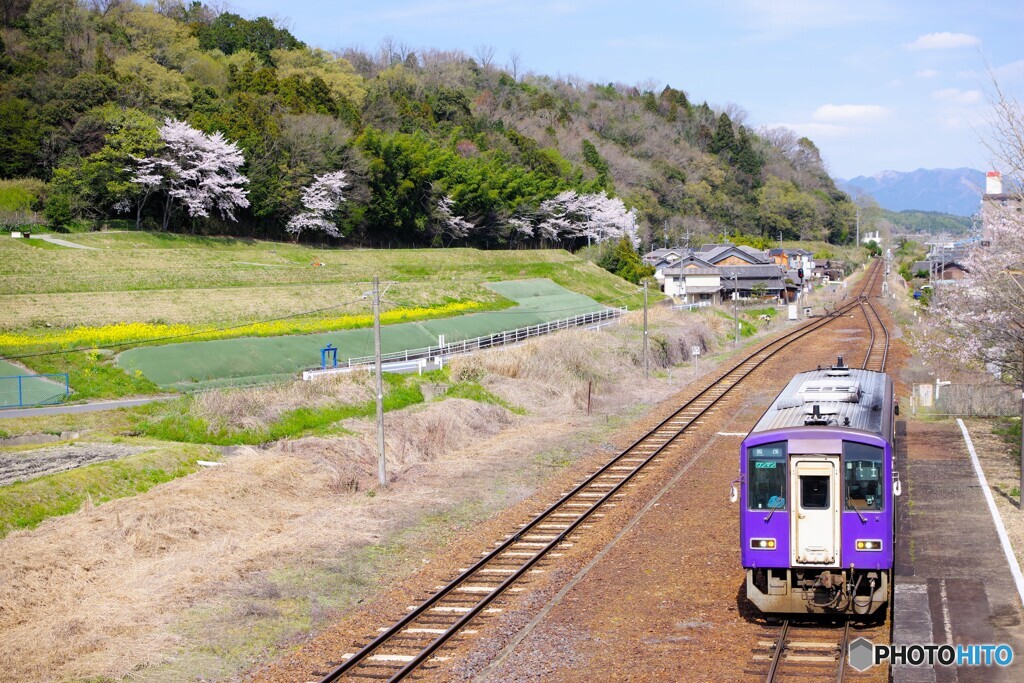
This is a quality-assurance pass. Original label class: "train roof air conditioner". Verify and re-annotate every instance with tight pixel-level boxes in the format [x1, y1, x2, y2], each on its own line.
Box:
[797, 379, 861, 403]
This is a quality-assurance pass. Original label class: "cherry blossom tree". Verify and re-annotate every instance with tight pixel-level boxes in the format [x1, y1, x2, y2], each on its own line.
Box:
[431, 195, 476, 245]
[127, 118, 249, 231]
[533, 190, 639, 247]
[922, 204, 1024, 376]
[921, 75, 1024, 499]
[286, 170, 349, 239]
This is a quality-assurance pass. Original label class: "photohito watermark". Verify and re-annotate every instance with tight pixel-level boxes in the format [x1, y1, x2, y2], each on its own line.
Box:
[848, 637, 1015, 671]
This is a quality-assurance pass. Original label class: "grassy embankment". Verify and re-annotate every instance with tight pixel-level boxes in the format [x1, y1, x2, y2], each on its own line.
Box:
[0, 367, 515, 536]
[0, 231, 647, 399]
[0, 443, 212, 538]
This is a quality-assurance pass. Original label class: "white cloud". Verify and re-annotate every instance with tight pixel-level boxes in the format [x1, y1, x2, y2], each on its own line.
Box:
[915, 69, 939, 79]
[992, 60, 1024, 82]
[766, 122, 855, 139]
[932, 88, 982, 105]
[812, 104, 891, 123]
[905, 32, 980, 51]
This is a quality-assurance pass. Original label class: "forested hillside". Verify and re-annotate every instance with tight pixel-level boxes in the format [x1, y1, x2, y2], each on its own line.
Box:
[882, 209, 972, 236]
[0, 0, 856, 249]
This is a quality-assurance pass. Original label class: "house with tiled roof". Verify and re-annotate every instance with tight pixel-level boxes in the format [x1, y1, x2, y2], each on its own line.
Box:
[661, 255, 722, 303]
[696, 243, 770, 267]
[719, 263, 788, 301]
[643, 247, 688, 289]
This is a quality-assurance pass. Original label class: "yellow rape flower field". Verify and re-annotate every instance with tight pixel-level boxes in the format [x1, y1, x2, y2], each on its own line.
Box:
[0, 302, 483, 351]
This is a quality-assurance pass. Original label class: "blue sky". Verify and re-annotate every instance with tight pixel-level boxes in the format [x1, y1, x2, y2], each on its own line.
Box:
[234, 0, 1023, 179]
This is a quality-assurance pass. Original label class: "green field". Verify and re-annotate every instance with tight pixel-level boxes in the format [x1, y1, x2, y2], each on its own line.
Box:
[0, 232, 648, 398]
[118, 280, 607, 390]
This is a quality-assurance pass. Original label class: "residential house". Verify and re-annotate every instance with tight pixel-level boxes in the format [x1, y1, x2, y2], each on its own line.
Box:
[769, 248, 815, 274]
[719, 264, 788, 301]
[661, 255, 722, 304]
[643, 247, 687, 290]
[910, 256, 969, 281]
[695, 243, 771, 267]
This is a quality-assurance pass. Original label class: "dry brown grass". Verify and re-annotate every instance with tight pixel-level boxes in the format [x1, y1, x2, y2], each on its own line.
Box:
[0, 281, 491, 329]
[189, 373, 375, 431]
[0, 398, 515, 682]
[0, 308, 723, 682]
[450, 307, 724, 415]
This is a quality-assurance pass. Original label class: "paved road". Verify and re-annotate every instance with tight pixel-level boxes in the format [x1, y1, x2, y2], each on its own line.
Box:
[36, 234, 97, 249]
[0, 396, 173, 419]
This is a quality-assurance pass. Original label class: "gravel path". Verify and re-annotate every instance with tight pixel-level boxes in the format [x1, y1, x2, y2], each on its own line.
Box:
[0, 443, 153, 486]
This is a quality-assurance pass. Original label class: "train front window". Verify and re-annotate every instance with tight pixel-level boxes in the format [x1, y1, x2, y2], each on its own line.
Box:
[800, 475, 830, 509]
[844, 442, 884, 511]
[748, 442, 787, 510]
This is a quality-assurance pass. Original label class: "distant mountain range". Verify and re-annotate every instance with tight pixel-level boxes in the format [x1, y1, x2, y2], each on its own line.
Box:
[837, 168, 985, 217]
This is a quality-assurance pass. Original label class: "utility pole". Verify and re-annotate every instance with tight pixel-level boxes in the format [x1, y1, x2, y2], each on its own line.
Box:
[733, 272, 739, 346]
[372, 276, 386, 488]
[856, 208, 860, 249]
[643, 280, 649, 379]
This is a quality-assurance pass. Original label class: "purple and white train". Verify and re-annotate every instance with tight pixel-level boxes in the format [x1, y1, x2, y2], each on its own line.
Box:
[734, 357, 900, 617]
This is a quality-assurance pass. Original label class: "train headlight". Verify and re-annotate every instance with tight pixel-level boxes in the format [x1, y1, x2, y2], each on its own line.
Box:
[750, 538, 776, 550]
[856, 539, 882, 551]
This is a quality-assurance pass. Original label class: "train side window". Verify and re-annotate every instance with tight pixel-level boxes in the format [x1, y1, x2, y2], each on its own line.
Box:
[748, 442, 787, 510]
[843, 442, 884, 511]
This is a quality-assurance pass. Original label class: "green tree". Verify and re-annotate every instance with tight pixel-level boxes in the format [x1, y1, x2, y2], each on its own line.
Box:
[708, 113, 736, 156]
[0, 99, 44, 178]
[598, 237, 654, 284]
[196, 13, 303, 62]
[581, 139, 610, 188]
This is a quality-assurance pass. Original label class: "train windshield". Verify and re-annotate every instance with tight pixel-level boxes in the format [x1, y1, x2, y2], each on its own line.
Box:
[844, 442, 884, 511]
[748, 442, 787, 510]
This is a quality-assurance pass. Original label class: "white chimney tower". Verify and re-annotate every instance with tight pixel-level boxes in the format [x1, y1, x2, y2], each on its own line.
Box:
[986, 170, 1003, 195]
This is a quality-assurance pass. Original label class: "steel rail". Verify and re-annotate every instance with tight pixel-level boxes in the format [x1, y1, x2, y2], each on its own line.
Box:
[764, 619, 790, 683]
[320, 279, 876, 682]
[836, 620, 852, 683]
[763, 619, 854, 683]
[856, 260, 889, 373]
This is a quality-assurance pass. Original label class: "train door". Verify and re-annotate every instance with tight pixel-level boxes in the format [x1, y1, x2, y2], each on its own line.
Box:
[790, 457, 840, 566]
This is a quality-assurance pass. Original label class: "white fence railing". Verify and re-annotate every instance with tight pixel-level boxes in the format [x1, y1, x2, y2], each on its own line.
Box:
[672, 301, 712, 311]
[303, 307, 626, 380]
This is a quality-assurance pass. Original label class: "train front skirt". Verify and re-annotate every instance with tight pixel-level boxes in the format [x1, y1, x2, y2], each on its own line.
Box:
[746, 567, 889, 616]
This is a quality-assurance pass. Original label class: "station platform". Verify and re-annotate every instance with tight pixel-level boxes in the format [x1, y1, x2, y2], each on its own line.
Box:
[893, 420, 1024, 682]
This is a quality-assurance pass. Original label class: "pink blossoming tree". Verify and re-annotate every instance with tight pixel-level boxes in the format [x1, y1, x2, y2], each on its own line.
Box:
[128, 119, 249, 231]
[286, 170, 349, 239]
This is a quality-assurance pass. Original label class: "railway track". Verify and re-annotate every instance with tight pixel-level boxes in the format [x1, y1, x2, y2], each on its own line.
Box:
[316, 262, 887, 683]
[858, 258, 889, 373]
[744, 259, 893, 683]
[749, 619, 887, 682]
